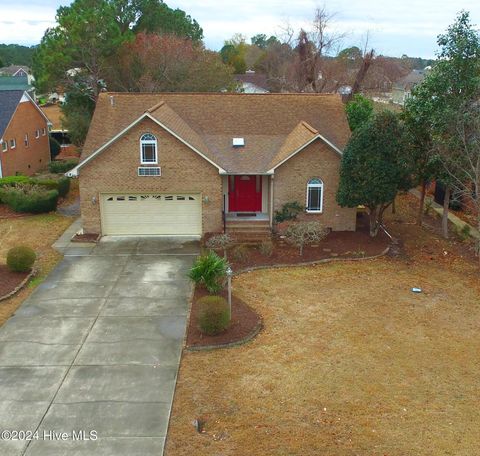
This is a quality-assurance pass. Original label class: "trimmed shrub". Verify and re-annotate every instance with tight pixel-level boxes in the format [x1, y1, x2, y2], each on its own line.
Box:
[232, 244, 250, 263]
[48, 159, 79, 174]
[197, 295, 230, 335]
[188, 250, 228, 293]
[0, 184, 59, 213]
[0, 176, 30, 188]
[6, 246, 36, 272]
[259, 241, 273, 257]
[274, 201, 303, 223]
[33, 177, 70, 198]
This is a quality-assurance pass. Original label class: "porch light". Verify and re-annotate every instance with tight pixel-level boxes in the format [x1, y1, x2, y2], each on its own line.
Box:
[232, 138, 245, 147]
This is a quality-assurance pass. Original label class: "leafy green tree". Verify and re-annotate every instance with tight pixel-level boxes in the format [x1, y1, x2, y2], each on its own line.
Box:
[338, 46, 362, 61]
[61, 78, 96, 147]
[133, 0, 203, 41]
[0, 44, 36, 67]
[403, 11, 480, 239]
[337, 111, 412, 237]
[251, 34, 279, 49]
[33, 0, 125, 95]
[345, 94, 374, 131]
[220, 42, 247, 73]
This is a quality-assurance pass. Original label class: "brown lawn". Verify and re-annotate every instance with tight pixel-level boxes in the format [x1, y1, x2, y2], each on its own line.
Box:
[0, 213, 73, 325]
[166, 195, 480, 456]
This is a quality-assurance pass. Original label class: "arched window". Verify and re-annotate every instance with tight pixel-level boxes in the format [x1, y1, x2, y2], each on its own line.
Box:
[140, 133, 157, 164]
[306, 178, 323, 212]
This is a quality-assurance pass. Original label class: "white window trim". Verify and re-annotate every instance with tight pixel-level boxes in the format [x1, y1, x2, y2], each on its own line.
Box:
[139, 133, 158, 165]
[10, 139, 16, 149]
[42, 128, 46, 136]
[306, 178, 324, 213]
[24, 134, 29, 147]
[35, 129, 40, 139]
[2, 141, 7, 152]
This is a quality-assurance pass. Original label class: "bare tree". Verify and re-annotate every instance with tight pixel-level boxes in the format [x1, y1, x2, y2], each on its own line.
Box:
[440, 101, 480, 257]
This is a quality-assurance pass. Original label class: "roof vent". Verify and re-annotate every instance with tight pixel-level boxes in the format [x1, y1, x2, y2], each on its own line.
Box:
[232, 138, 245, 147]
[109, 95, 115, 107]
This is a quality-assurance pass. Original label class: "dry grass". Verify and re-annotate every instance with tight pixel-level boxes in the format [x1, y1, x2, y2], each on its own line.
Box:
[166, 196, 480, 456]
[0, 213, 73, 325]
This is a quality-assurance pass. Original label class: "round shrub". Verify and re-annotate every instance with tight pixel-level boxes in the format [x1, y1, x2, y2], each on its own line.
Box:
[7, 246, 36, 272]
[197, 296, 230, 336]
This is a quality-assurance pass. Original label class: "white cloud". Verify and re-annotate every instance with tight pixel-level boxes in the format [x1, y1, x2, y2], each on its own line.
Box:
[1, 0, 480, 57]
[0, 4, 57, 45]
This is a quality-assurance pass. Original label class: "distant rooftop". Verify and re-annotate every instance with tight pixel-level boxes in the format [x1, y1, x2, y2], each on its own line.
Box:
[0, 65, 31, 77]
[0, 90, 24, 138]
[393, 69, 427, 90]
[234, 71, 269, 92]
[0, 76, 32, 92]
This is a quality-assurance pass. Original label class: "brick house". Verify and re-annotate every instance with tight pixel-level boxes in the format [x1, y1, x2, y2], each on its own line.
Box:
[0, 90, 51, 177]
[69, 92, 356, 238]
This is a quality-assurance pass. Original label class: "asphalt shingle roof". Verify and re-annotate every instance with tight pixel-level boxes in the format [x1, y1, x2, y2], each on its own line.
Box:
[82, 92, 350, 173]
[0, 90, 24, 138]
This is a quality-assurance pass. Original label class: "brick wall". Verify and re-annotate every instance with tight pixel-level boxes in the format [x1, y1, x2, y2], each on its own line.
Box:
[79, 118, 223, 234]
[1, 100, 50, 177]
[273, 140, 356, 231]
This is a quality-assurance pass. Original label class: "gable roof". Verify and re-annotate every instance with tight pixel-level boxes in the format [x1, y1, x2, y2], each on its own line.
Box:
[0, 65, 30, 76]
[0, 90, 24, 139]
[77, 92, 350, 175]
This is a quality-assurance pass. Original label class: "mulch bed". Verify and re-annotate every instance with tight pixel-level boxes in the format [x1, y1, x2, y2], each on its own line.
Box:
[71, 233, 101, 243]
[227, 214, 390, 271]
[186, 286, 262, 350]
[0, 205, 28, 220]
[0, 264, 30, 300]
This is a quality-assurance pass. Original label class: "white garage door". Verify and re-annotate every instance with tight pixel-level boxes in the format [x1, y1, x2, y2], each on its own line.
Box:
[101, 193, 202, 235]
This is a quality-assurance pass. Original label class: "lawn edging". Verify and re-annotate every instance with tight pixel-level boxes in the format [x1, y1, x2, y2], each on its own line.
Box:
[184, 244, 391, 352]
[232, 245, 391, 276]
[0, 267, 37, 302]
[185, 320, 263, 352]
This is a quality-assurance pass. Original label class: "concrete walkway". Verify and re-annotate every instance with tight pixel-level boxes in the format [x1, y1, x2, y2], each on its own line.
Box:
[410, 188, 480, 240]
[0, 236, 199, 456]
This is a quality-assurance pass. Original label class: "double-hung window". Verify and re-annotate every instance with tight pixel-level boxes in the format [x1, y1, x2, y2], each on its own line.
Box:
[140, 133, 158, 164]
[306, 178, 324, 213]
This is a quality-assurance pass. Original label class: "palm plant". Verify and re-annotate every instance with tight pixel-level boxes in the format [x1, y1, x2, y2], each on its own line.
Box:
[188, 250, 229, 293]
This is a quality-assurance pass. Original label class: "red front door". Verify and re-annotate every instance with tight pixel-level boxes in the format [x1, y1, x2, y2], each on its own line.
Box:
[228, 175, 262, 212]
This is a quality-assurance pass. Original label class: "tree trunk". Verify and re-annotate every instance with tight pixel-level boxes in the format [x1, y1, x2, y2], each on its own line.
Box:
[442, 186, 450, 239]
[417, 181, 427, 226]
[369, 207, 379, 237]
[346, 49, 375, 101]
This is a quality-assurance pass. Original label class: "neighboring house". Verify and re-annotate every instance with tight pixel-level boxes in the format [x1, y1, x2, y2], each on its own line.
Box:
[392, 69, 427, 105]
[69, 92, 356, 237]
[40, 104, 79, 160]
[234, 71, 269, 93]
[0, 90, 51, 178]
[0, 76, 32, 93]
[0, 65, 34, 85]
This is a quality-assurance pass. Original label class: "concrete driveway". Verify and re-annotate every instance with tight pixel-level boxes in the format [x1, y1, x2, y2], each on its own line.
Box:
[0, 236, 199, 456]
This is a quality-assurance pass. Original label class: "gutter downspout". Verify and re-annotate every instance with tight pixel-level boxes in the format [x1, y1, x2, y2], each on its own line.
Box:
[269, 174, 274, 228]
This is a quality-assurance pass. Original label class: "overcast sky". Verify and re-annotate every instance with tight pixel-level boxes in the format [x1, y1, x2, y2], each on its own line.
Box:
[1, 0, 479, 58]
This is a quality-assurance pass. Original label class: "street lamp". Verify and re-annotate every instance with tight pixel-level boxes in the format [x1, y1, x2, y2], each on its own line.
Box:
[226, 266, 233, 319]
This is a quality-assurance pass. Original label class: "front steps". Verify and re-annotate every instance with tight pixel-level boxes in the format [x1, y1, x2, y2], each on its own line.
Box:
[225, 219, 271, 243]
